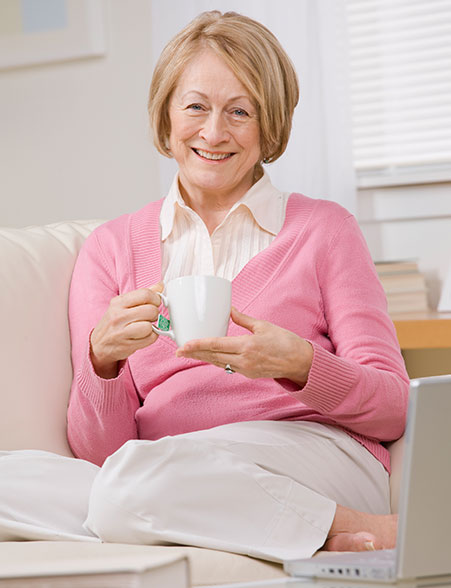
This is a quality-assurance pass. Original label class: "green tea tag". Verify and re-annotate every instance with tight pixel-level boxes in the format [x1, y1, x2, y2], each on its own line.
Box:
[157, 314, 171, 331]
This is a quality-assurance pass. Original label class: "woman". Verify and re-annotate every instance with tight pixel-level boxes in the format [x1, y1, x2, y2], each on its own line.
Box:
[67, 11, 409, 561]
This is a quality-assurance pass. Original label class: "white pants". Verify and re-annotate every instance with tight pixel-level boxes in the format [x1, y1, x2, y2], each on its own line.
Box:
[0, 422, 390, 562]
[0, 450, 99, 542]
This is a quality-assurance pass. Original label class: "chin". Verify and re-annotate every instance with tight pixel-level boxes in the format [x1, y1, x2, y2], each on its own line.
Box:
[189, 171, 233, 191]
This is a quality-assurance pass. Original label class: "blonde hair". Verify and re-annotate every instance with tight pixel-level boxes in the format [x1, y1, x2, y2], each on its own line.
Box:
[148, 11, 299, 165]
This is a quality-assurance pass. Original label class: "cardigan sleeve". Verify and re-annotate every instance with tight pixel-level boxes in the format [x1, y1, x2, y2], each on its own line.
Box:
[296, 214, 410, 443]
[67, 225, 140, 466]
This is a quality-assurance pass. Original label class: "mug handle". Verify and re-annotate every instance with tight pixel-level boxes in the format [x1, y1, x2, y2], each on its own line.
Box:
[151, 292, 176, 341]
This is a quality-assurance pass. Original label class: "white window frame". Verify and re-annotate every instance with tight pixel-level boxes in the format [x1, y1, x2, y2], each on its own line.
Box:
[345, 0, 451, 189]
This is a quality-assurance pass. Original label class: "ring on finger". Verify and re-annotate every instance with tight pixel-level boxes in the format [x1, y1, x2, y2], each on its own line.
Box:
[224, 363, 235, 374]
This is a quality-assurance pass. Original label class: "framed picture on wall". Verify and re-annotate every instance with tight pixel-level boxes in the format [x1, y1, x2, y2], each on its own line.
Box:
[0, 0, 106, 71]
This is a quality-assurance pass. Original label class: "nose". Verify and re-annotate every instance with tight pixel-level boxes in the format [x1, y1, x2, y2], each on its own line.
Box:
[199, 111, 230, 146]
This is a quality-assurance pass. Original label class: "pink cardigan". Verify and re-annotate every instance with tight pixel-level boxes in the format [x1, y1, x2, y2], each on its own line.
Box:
[67, 194, 410, 468]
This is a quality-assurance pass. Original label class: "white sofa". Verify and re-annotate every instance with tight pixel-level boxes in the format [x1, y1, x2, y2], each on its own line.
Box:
[0, 220, 405, 586]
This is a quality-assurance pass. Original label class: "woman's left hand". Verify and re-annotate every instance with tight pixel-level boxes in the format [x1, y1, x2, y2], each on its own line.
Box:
[176, 307, 313, 386]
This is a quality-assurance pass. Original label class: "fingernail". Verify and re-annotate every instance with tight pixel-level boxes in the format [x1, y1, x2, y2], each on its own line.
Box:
[364, 541, 376, 551]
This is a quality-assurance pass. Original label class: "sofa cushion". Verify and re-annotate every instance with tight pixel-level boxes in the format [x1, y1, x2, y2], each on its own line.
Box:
[0, 220, 103, 455]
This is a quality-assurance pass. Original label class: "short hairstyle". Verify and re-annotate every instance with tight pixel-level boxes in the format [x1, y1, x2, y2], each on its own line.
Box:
[148, 10, 299, 164]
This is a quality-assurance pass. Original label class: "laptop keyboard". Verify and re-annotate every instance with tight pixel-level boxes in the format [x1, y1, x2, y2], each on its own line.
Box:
[313, 548, 396, 565]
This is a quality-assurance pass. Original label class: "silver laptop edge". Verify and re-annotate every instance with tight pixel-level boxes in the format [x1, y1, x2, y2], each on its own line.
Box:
[284, 374, 451, 584]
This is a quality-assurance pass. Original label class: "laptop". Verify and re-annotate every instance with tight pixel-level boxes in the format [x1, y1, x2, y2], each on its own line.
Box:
[284, 374, 451, 585]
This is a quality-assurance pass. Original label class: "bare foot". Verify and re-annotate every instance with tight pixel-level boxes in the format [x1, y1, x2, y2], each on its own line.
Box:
[323, 505, 398, 552]
[324, 531, 382, 552]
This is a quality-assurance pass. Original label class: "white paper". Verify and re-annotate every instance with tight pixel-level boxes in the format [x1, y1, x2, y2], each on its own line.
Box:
[438, 266, 451, 311]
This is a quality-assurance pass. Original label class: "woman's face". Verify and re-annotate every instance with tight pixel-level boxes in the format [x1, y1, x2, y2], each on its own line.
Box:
[168, 49, 261, 203]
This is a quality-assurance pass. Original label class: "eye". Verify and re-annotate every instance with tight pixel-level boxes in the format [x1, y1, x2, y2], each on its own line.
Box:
[232, 108, 249, 117]
[187, 103, 204, 112]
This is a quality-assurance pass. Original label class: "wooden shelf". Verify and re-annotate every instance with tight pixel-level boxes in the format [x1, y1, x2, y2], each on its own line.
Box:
[392, 311, 451, 350]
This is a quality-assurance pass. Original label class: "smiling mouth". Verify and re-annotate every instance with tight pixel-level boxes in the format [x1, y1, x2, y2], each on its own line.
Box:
[192, 148, 234, 161]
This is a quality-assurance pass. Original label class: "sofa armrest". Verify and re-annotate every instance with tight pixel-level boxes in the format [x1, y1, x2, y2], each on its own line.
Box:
[387, 434, 405, 514]
[0, 220, 103, 455]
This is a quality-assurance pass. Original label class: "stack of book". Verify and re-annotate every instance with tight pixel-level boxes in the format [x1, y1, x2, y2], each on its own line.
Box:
[374, 259, 429, 315]
[0, 542, 190, 587]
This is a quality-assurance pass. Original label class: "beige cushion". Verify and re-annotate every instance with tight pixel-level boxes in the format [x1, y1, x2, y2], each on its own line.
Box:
[0, 221, 103, 455]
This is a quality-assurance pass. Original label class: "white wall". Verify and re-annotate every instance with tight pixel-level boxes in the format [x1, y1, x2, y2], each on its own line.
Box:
[358, 182, 451, 309]
[0, 0, 160, 228]
[1, 0, 357, 226]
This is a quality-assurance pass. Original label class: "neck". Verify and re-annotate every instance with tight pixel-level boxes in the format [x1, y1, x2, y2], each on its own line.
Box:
[181, 197, 232, 235]
[177, 168, 262, 234]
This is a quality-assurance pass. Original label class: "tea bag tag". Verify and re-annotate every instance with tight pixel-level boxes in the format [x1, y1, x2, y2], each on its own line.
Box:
[157, 314, 171, 332]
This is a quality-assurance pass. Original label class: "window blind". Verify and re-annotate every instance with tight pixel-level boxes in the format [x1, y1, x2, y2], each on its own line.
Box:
[345, 0, 451, 187]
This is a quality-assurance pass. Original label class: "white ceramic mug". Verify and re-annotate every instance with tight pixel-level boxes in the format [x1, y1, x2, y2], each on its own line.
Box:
[152, 275, 232, 347]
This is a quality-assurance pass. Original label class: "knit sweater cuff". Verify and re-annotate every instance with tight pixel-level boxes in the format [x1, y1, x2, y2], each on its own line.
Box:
[75, 339, 131, 414]
[295, 342, 359, 414]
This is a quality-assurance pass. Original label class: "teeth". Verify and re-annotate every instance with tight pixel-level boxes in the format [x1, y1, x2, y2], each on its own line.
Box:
[194, 149, 232, 160]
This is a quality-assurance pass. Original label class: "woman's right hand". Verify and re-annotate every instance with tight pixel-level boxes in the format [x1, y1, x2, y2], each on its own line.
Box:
[90, 283, 164, 379]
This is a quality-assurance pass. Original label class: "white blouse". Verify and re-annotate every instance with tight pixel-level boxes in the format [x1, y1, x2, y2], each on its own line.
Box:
[160, 172, 289, 284]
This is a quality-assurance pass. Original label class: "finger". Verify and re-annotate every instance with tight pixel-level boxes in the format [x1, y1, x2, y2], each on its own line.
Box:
[230, 307, 259, 333]
[148, 282, 164, 305]
[176, 335, 245, 356]
[202, 352, 240, 369]
[177, 347, 241, 370]
[122, 330, 159, 353]
[116, 288, 160, 309]
[123, 303, 160, 325]
[149, 281, 164, 291]
[123, 320, 156, 340]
